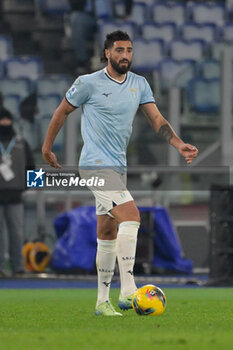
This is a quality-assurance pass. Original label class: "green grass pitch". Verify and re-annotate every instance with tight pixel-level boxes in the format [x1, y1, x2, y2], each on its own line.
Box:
[0, 288, 232, 350]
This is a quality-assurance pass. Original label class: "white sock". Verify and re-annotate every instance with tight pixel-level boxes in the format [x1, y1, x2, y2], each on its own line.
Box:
[116, 221, 140, 297]
[96, 238, 117, 306]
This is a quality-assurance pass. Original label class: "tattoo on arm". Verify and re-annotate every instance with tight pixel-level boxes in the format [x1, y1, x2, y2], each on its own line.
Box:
[158, 124, 174, 143]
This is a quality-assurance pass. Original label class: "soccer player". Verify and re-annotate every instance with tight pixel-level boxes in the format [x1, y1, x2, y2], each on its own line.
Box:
[42, 31, 198, 316]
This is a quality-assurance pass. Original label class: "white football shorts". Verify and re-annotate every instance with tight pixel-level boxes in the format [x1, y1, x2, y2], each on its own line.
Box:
[79, 168, 133, 215]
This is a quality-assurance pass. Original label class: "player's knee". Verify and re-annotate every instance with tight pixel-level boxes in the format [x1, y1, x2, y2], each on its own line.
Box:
[125, 201, 140, 223]
[110, 200, 141, 223]
[129, 206, 140, 223]
[97, 228, 117, 240]
[97, 220, 118, 240]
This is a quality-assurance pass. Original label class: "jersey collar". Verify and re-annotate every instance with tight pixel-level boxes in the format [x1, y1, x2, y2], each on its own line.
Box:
[104, 68, 127, 85]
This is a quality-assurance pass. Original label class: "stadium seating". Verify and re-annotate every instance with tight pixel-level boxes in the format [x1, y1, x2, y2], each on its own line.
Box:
[36, 93, 63, 148]
[169, 39, 205, 62]
[126, 2, 147, 26]
[132, 39, 164, 72]
[115, 1, 147, 25]
[38, 115, 64, 150]
[36, 77, 71, 99]
[5, 57, 43, 80]
[0, 78, 31, 99]
[4, 94, 21, 118]
[190, 3, 225, 27]
[181, 23, 217, 44]
[197, 59, 220, 79]
[18, 119, 40, 151]
[38, 0, 70, 16]
[157, 58, 194, 90]
[142, 22, 176, 48]
[152, 3, 185, 26]
[211, 42, 233, 60]
[0, 60, 4, 77]
[95, 0, 113, 19]
[188, 78, 220, 113]
[37, 94, 61, 119]
[0, 35, 13, 61]
[221, 23, 233, 41]
[133, 0, 155, 4]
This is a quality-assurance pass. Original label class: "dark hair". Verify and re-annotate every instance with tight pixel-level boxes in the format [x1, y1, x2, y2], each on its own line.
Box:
[101, 30, 132, 63]
[0, 107, 13, 121]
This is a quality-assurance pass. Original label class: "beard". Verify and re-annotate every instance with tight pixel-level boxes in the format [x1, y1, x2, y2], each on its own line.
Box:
[110, 56, 132, 74]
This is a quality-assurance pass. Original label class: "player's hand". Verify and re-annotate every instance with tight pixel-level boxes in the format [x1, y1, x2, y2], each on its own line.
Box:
[178, 143, 198, 164]
[42, 149, 61, 169]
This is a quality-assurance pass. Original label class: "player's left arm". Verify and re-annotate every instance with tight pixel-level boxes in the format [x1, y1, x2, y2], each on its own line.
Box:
[140, 103, 198, 164]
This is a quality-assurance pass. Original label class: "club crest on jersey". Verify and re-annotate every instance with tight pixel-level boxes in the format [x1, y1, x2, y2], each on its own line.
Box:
[130, 88, 138, 93]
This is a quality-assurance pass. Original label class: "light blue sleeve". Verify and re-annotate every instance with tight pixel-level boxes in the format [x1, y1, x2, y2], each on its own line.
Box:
[140, 77, 155, 105]
[65, 76, 90, 107]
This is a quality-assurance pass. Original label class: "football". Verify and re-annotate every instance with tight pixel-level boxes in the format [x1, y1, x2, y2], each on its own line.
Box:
[132, 284, 167, 316]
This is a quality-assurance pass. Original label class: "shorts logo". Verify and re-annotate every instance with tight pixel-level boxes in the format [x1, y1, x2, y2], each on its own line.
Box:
[116, 191, 126, 198]
[27, 168, 45, 187]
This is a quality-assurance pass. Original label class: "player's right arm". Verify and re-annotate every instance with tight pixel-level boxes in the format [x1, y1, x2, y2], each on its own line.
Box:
[41, 98, 76, 169]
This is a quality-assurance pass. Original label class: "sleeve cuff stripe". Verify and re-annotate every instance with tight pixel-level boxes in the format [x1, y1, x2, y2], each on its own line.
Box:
[65, 97, 79, 108]
[139, 101, 156, 105]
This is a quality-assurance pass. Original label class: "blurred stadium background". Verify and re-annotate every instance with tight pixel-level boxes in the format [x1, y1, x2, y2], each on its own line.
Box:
[0, 0, 233, 285]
